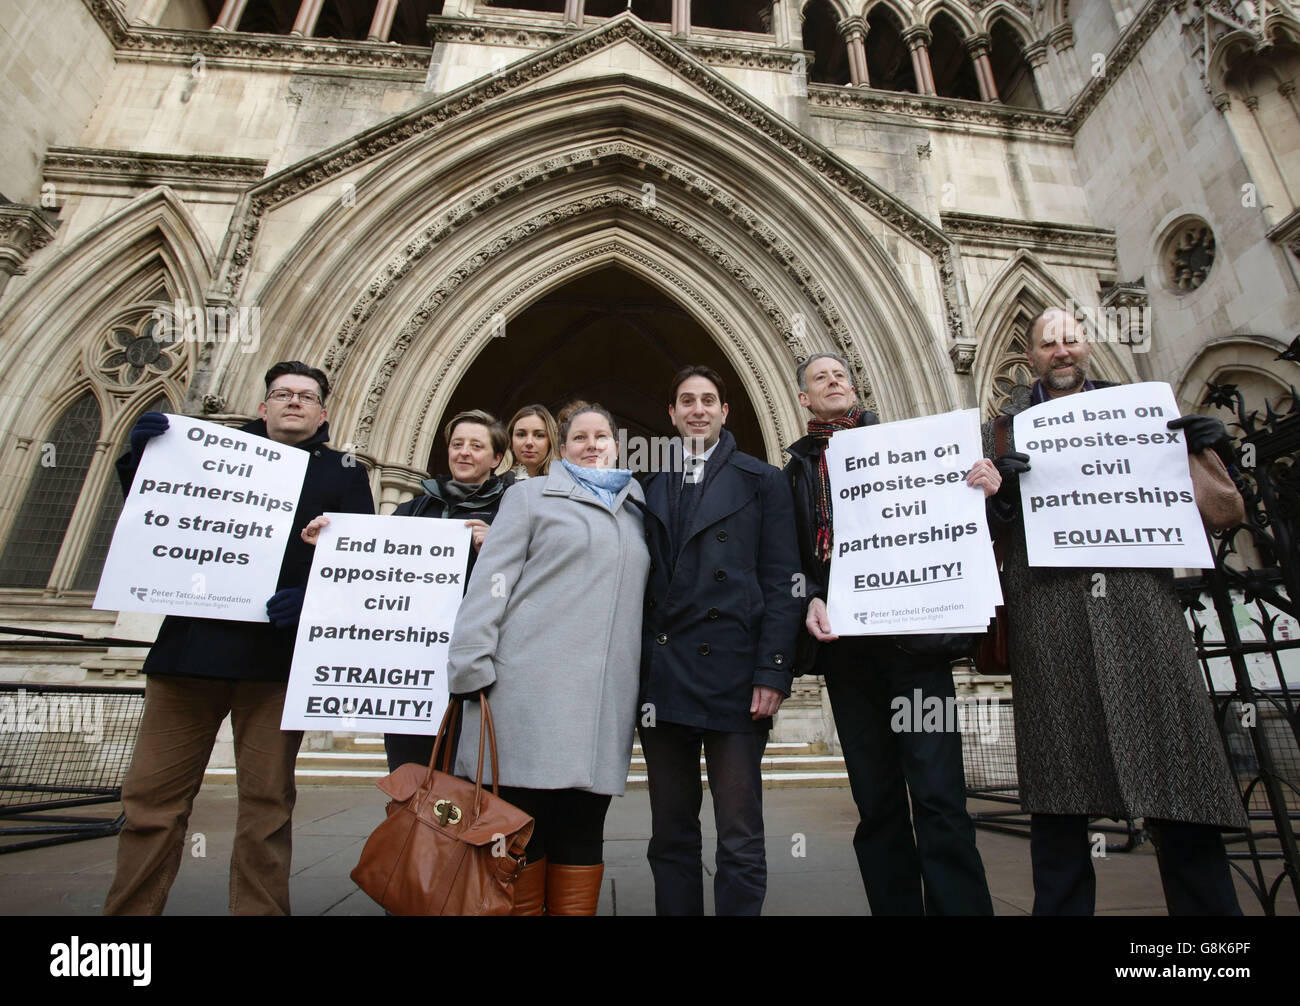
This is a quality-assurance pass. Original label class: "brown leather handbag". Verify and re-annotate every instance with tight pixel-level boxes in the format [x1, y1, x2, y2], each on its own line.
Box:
[1189, 448, 1245, 533]
[350, 695, 534, 915]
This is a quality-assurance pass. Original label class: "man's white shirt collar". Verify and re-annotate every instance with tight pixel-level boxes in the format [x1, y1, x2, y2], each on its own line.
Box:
[682, 439, 718, 484]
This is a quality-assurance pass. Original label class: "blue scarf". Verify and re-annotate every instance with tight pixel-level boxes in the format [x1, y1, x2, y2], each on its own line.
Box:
[560, 458, 633, 509]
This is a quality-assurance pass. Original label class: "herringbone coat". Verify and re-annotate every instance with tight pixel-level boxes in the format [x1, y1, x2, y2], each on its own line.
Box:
[983, 399, 1247, 829]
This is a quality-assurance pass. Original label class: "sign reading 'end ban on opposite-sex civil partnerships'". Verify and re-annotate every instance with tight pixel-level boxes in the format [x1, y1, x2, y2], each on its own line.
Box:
[1014, 382, 1213, 569]
[94, 415, 309, 622]
[281, 513, 471, 735]
[824, 408, 1001, 637]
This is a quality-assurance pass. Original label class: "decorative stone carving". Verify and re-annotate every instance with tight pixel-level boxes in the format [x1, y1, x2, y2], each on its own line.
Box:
[808, 84, 1071, 135]
[43, 147, 268, 190]
[94, 309, 183, 388]
[940, 211, 1117, 260]
[0, 201, 61, 279]
[1165, 219, 1216, 292]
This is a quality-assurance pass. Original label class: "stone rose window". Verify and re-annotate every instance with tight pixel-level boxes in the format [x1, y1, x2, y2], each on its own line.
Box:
[1166, 219, 1216, 292]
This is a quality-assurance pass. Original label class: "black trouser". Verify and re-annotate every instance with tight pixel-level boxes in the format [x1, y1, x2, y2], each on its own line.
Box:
[497, 787, 612, 866]
[384, 732, 435, 773]
[821, 638, 993, 916]
[640, 720, 768, 916]
[1030, 813, 1243, 915]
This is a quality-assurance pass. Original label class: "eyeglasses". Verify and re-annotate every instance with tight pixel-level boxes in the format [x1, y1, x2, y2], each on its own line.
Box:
[267, 389, 322, 406]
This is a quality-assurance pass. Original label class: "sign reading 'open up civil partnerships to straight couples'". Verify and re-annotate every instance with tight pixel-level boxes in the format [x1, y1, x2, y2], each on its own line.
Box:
[825, 409, 1001, 637]
[1014, 381, 1213, 569]
[94, 415, 309, 622]
[281, 513, 471, 735]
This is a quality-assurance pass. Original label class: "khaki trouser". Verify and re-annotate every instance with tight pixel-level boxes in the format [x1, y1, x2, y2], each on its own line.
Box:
[103, 675, 302, 916]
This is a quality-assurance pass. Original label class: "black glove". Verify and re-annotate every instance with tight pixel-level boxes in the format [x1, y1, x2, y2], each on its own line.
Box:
[1167, 415, 1230, 455]
[129, 412, 169, 457]
[267, 587, 306, 628]
[993, 452, 1031, 504]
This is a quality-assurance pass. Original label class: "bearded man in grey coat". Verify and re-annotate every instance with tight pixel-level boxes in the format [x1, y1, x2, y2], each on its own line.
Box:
[985, 307, 1248, 915]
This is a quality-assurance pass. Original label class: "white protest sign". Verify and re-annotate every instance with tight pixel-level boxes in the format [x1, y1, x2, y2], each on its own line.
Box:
[1014, 382, 1213, 568]
[94, 415, 308, 622]
[281, 513, 471, 735]
[825, 409, 1001, 636]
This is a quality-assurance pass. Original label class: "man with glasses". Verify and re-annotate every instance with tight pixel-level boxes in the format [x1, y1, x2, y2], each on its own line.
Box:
[104, 361, 374, 915]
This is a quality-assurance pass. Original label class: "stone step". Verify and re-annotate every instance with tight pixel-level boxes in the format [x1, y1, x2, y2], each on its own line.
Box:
[203, 743, 850, 788]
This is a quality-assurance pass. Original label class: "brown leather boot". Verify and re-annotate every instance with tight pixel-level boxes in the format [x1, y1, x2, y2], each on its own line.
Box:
[545, 863, 604, 916]
[511, 857, 547, 916]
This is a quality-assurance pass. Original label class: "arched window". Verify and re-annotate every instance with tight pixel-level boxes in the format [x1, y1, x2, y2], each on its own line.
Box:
[802, 0, 850, 86]
[586, 0, 671, 20]
[237, 0, 297, 33]
[73, 395, 173, 592]
[485, 0, 566, 14]
[989, 18, 1041, 108]
[389, 0, 443, 43]
[929, 11, 979, 100]
[0, 394, 103, 589]
[314, 0, 372, 39]
[864, 4, 916, 93]
[691, 0, 768, 33]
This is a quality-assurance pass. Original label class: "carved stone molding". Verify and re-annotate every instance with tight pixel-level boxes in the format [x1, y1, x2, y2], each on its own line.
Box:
[808, 84, 1072, 136]
[391, 241, 801, 467]
[940, 211, 1118, 262]
[0, 201, 61, 276]
[949, 342, 977, 375]
[1066, 0, 1177, 129]
[44, 147, 268, 191]
[213, 20, 963, 339]
[1266, 207, 1300, 264]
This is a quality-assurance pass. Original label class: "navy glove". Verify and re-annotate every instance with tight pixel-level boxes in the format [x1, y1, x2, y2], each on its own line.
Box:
[1167, 415, 1230, 455]
[267, 587, 305, 628]
[129, 412, 169, 457]
[993, 452, 1031, 504]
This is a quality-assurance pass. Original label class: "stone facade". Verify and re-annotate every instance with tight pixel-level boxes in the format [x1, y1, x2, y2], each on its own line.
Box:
[1, 0, 1297, 758]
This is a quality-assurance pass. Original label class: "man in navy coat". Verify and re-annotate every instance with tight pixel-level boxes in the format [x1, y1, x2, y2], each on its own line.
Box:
[639, 365, 802, 915]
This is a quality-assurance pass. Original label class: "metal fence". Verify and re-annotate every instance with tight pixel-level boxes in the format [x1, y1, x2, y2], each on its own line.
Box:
[0, 682, 145, 853]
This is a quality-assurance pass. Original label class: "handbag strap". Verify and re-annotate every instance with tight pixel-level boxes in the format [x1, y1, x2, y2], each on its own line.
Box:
[424, 698, 462, 789]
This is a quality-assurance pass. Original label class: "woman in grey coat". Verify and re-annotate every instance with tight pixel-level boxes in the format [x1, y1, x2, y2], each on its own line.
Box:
[446, 403, 649, 916]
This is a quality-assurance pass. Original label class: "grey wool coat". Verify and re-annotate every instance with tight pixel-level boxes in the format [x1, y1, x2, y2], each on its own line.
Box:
[983, 402, 1247, 829]
[446, 462, 650, 796]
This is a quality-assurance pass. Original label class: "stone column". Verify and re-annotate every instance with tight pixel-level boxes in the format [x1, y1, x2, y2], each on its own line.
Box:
[1022, 39, 1054, 108]
[367, 0, 399, 41]
[290, 0, 325, 37]
[901, 25, 935, 95]
[563, 0, 581, 28]
[212, 0, 250, 31]
[964, 33, 998, 102]
[839, 16, 869, 87]
[1046, 23, 1079, 96]
[671, 0, 689, 36]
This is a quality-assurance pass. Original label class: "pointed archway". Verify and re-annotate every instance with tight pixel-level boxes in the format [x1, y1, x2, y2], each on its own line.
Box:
[431, 264, 765, 473]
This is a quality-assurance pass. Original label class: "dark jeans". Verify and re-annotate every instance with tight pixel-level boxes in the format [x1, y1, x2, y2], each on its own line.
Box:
[1030, 813, 1243, 916]
[822, 639, 993, 916]
[640, 721, 768, 916]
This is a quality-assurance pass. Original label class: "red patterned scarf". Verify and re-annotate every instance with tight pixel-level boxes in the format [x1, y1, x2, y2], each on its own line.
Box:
[807, 406, 863, 562]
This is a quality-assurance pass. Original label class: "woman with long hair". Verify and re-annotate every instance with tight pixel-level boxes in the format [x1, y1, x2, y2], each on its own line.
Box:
[446, 402, 649, 916]
[496, 404, 559, 480]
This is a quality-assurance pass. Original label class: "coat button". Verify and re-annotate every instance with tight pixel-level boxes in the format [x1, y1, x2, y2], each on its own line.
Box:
[716, 529, 728, 542]
[774, 653, 784, 665]
[648, 598, 657, 609]
[649, 561, 656, 572]
[698, 644, 710, 656]
[707, 607, 719, 619]
[656, 633, 667, 645]
[714, 569, 727, 582]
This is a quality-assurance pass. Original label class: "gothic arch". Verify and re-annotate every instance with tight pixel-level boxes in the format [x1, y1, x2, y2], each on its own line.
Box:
[202, 69, 965, 484]
[971, 250, 1134, 416]
[859, 0, 912, 26]
[977, 1, 1034, 39]
[1175, 335, 1298, 420]
[918, 0, 977, 37]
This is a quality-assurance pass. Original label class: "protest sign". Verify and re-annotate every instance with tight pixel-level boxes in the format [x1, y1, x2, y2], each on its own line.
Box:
[825, 409, 1001, 636]
[1014, 382, 1213, 568]
[281, 513, 471, 735]
[94, 415, 308, 622]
